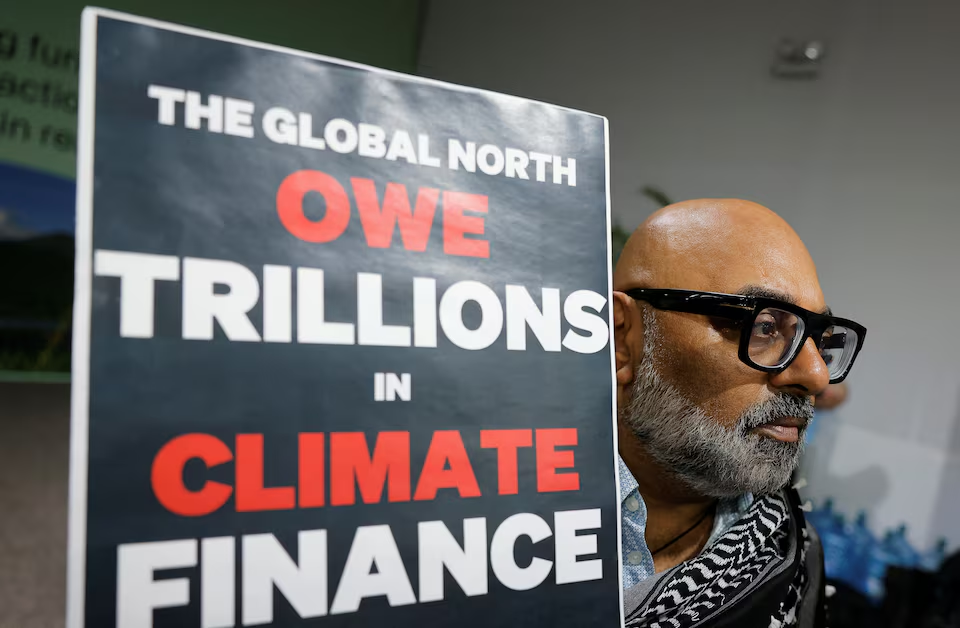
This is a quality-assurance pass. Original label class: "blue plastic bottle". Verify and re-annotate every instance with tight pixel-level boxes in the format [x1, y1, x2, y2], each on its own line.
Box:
[863, 530, 897, 603]
[863, 525, 921, 603]
[821, 512, 854, 582]
[806, 498, 836, 534]
[846, 511, 875, 595]
[921, 538, 948, 572]
[887, 525, 920, 569]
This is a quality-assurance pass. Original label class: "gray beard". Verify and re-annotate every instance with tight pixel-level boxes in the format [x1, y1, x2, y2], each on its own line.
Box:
[620, 311, 815, 498]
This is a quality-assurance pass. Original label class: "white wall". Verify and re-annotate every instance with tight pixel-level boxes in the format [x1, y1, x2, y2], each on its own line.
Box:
[419, 0, 960, 550]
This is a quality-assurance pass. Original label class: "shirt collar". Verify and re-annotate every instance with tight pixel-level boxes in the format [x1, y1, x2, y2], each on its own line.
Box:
[617, 455, 639, 502]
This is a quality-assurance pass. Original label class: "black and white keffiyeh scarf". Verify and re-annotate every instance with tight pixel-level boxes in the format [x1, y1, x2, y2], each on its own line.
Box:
[625, 490, 811, 628]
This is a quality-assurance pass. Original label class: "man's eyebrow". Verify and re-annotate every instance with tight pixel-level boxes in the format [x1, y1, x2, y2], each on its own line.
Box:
[737, 285, 797, 304]
[736, 284, 833, 315]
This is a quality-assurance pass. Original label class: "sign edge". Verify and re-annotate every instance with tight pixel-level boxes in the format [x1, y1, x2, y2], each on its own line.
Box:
[66, 7, 100, 628]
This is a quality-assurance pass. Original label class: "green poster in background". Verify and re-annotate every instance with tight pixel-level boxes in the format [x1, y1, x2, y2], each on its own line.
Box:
[0, 0, 423, 379]
[0, 6, 77, 378]
[0, 19, 77, 178]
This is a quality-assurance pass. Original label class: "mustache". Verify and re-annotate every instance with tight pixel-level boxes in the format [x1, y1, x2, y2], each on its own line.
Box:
[737, 393, 815, 431]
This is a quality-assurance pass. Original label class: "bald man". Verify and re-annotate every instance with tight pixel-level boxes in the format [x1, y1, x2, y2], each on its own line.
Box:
[613, 200, 866, 628]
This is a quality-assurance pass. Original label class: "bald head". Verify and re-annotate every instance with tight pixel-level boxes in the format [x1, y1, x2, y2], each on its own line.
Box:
[614, 199, 822, 306]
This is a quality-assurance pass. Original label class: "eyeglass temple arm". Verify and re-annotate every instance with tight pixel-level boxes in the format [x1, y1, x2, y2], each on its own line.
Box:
[626, 291, 755, 322]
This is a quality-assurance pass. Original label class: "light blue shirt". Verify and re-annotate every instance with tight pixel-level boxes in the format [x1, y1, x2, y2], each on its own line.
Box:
[617, 456, 754, 589]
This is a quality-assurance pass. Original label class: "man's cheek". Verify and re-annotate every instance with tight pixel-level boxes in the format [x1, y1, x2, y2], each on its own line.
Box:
[678, 354, 764, 428]
[670, 342, 732, 396]
[715, 385, 772, 429]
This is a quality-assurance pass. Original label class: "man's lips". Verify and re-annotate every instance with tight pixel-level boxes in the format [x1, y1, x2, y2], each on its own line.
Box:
[750, 416, 807, 443]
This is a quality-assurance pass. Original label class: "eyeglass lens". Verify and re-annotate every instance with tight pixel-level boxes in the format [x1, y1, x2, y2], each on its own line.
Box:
[747, 307, 857, 379]
[747, 307, 805, 369]
[818, 325, 858, 379]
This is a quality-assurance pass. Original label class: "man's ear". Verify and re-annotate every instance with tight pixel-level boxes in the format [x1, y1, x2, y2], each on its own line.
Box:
[612, 291, 642, 391]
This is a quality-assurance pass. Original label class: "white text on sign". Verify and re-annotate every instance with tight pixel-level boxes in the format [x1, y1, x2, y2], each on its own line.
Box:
[94, 251, 608, 354]
[147, 85, 577, 186]
[374, 373, 411, 401]
[117, 510, 602, 627]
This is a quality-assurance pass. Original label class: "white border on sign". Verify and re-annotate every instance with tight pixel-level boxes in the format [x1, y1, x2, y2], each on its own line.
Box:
[67, 7, 623, 627]
[66, 8, 99, 628]
[603, 118, 626, 626]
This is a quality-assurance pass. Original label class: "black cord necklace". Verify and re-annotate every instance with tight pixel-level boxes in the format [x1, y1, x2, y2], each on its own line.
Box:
[650, 501, 717, 556]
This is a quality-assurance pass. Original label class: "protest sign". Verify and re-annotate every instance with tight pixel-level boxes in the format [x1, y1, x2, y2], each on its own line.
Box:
[69, 8, 620, 627]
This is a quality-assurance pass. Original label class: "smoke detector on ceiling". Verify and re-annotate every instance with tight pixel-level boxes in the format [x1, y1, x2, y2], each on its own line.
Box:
[771, 39, 826, 79]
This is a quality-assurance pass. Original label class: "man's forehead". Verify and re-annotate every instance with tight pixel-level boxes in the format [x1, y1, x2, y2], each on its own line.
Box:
[626, 242, 827, 312]
[615, 199, 828, 311]
[679, 259, 826, 308]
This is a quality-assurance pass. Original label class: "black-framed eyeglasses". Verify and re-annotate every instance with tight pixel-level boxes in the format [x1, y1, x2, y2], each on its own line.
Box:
[623, 288, 867, 384]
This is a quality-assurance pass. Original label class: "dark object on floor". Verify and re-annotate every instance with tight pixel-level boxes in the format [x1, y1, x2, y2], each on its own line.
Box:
[882, 566, 937, 627]
[824, 580, 881, 628]
[910, 549, 960, 628]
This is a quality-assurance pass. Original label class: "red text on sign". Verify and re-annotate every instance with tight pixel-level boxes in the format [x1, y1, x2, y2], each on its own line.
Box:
[150, 429, 579, 516]
[276, 170, 489, 258]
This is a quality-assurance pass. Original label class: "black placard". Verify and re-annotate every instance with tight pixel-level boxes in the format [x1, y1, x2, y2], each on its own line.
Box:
[69, 9, 620, 627]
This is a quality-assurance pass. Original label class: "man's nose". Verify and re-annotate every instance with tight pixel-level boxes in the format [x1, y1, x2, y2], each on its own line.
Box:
[768, 336, 830, 396]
